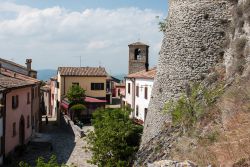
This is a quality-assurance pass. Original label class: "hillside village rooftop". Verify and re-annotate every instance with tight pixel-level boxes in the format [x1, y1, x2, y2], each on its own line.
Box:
[126, 67, 156, 79]
[58, 67, 107, 76]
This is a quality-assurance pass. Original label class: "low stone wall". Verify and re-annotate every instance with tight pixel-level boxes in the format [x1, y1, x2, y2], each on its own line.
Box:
[63, 115, 85, 138]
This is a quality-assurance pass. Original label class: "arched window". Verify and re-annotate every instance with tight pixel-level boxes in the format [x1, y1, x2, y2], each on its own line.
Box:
[134, 48, 142, 60]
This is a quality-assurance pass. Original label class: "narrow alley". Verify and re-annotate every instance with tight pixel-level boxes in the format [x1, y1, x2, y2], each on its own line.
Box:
[8, 117, 95, 167]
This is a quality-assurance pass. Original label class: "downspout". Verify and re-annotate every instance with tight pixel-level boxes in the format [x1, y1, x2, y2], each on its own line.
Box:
[131, 78, 136, 118]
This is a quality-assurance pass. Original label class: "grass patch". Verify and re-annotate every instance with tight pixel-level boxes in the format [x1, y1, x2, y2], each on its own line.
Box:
[163, 82, 224, 132]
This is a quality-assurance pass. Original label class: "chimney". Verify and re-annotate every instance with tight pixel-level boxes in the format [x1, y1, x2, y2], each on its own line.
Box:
[26, 59, 32, 71]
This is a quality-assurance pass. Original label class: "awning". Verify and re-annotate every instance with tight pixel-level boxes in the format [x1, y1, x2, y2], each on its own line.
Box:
[61, 97, 106, 109]
[85, 97, 107, 103]
[61, 100, 69, 109]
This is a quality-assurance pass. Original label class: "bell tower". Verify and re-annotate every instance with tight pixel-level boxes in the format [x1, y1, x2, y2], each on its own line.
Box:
[128, 42, 149, 74]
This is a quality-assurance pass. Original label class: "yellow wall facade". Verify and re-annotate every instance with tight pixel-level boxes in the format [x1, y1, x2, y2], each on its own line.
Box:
[58, 74, 106, 101]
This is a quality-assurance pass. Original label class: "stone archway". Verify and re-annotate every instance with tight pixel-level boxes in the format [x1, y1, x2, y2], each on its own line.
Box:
[19, 115, 25, 145]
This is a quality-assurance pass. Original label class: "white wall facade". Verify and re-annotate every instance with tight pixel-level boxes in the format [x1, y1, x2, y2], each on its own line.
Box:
[124, 77, 154, 124]
[134, 79, 153, 123]
[124, 79, 134, 109]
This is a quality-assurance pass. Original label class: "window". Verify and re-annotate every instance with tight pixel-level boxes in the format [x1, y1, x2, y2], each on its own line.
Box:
[13, 122, 16, 137]
[136, 105, 139, 117]
[72, 82, 79, 86]
[34, 87, 37, 98]
[27, 92, 30, 104]
[56, 82, 60, 88]
[36, 87, 39, 98]
[128, 83, 131, 94]
[27, 116, 30, 128]
[134, 48, 142, 60]
[144, 87, 148, 99]
[144, 108, 148, 122]
[118, 89, 121, 96]
[12, 95, 19, 109]
[31, 88, 34, 99]
[136, 86, 139, 97]
[91, 83, 104, 90]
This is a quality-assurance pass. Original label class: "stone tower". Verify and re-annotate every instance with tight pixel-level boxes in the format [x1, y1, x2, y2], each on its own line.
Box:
[128, 42, 149, 74]
[140, 0, 232, 147]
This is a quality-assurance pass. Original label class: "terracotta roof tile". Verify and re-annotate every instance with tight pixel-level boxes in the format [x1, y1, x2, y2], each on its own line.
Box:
[0, 58, 37, 74]
[58, 67, 107, 77]
[50, 76, 58, 80]
[0, 74, 34, 89]
[0, 68, 40, 84]
[126, 68, 156, 79]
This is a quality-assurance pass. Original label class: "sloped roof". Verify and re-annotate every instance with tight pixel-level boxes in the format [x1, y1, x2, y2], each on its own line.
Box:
[58, 67, 107, 77]
[126, 68, 156, 79]
[0, 74, 34, 89]
[41, 85, 50, 91]
[50, 76, 58, 80]
[0, 58, 37, 74]
[128, 41, 149, 47]
[0, 68, 40, 84]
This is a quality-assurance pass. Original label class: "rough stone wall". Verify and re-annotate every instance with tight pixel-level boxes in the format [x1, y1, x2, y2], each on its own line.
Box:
[141, 0, 232, 146]
[224, 0, 250, 78]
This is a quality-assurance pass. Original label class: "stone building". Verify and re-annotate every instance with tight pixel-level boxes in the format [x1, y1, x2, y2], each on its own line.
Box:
[128, 42, 149, 74]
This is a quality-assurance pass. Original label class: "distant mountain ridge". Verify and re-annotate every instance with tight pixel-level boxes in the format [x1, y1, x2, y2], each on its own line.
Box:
[37, 69, 125, 82]
[37, 69, 57, 81]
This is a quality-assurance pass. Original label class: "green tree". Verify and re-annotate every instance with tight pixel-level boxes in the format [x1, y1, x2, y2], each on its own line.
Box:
[87, 108, 143, 167]
[66, 85, 86, 104]
[67, 85, 86, 122]
[19, 155, 67, 167]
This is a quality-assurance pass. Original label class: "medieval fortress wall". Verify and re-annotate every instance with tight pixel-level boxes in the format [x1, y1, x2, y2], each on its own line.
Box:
[141, 0, 232, 146]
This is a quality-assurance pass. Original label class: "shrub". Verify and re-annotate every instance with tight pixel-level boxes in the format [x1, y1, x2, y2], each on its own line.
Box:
[87, 108, 143, 167]
[163, 82, 224, 132]
[19, 155, 66, 167]
[158, 18, 167, 32]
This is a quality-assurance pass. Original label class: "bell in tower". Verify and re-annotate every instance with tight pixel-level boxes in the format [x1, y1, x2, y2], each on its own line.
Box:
[128, 42, 149, 74]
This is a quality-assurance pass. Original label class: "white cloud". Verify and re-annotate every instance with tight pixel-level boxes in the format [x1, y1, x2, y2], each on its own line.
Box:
[0, 2, 164, 74]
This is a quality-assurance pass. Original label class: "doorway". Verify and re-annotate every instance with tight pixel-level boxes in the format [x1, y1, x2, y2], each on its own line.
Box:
[19, 115, 25, 145]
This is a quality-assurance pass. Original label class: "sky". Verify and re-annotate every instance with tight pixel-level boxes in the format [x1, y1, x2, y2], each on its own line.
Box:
[0, 0, 168, 75]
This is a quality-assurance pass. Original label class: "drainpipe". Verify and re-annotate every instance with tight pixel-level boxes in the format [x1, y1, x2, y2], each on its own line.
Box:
[131, 78, 136, 119]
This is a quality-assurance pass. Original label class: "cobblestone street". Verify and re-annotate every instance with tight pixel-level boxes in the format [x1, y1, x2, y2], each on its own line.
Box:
[10, 117, 96, 167]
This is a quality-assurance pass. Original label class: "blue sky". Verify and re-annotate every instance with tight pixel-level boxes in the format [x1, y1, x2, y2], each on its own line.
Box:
[0, 0, 168, 75]
[12, 0, 168, 13]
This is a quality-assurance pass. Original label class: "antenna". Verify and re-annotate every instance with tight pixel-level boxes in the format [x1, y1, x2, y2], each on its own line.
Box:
[73, 56, 82, 67]
[99, 61, 102, 67]
[80, 56, 82, 67]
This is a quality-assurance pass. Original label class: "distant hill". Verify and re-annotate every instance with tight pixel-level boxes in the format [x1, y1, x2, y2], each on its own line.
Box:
[37, 69, 57, 81]
[37, 70, 125, 82]
[113, 74, 126, 81]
